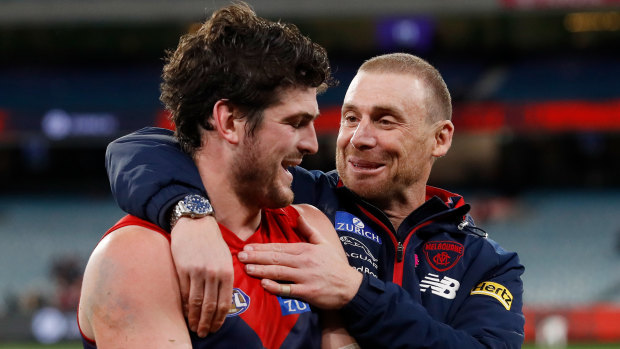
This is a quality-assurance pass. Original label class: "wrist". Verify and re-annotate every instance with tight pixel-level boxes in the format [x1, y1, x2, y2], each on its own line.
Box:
[170, 214, 219, 236]
[170, 194, 215, 230]
[343, 274, 383, 313]
[340, 269, 363, 308]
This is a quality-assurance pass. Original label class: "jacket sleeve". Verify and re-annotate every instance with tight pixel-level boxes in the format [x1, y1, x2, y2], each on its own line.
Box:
[105, 127, 206, 230]
[341, 246, 525, 349]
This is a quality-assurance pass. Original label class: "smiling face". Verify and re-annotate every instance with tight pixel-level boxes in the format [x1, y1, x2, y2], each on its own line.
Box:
[335, 71, 445, 206]
[231, 86, 319, 209]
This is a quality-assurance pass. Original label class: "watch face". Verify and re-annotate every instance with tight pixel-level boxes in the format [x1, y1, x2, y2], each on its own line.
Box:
[184, 194, 213, 214]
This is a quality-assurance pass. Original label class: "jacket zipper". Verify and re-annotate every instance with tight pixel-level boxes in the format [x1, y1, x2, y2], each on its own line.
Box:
[393, 237, 410, 285]
[396, 241, 404, 262]
[393, 221, 432, 285]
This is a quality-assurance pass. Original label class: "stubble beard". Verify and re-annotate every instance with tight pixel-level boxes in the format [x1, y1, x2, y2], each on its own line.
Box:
[231, 138, 294, 210]
[336, 147, 421, 205]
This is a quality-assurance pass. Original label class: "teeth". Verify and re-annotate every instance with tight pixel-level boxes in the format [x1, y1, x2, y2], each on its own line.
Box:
[352, 162, 378, 169]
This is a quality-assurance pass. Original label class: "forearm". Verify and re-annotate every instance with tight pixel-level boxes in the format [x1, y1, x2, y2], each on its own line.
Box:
[105, 127, 206, 229]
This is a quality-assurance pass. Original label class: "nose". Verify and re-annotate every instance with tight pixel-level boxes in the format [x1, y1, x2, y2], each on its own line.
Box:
[349, 117, 376, 150]
[298, 122, 319, 155]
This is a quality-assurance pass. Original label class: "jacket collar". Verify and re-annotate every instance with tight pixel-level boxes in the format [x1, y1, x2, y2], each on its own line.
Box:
[335, 181, 471, 237]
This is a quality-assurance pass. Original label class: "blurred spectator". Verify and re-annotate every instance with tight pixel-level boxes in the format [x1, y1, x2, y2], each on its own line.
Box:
[50, 255, 83, 312]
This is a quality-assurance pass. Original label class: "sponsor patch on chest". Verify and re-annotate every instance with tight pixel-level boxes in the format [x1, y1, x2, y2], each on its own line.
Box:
[277, 296, 311, 315]
[423, 240, 464, 272]
[335, 211, 382, 244]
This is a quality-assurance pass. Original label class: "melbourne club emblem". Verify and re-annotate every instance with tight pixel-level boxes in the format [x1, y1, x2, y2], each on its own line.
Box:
[423, 240, 464, 272]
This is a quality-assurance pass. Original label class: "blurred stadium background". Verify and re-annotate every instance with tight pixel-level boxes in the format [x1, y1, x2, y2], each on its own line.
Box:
[1, 0, 619, 347]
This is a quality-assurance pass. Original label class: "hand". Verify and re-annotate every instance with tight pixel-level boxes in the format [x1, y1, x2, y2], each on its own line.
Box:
[238, 215, 362, 309]
[170, 216, 233, 337]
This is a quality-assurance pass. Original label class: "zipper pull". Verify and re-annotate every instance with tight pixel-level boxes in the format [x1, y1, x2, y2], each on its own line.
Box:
[458, 220, 469, 230]
[397, 242, 404, 262]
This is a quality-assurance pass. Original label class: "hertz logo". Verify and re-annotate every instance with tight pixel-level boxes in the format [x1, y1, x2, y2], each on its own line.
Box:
[470, 281, 513, 310]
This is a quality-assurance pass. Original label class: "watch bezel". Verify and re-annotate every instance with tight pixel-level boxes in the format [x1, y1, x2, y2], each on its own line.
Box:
[181, 194, 214, 216]
[170, 194, 214, 229]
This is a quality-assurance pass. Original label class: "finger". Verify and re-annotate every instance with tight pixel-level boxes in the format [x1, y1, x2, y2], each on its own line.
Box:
[210, 271, 234, 333]
[243, 242, 307, 254]
[245, 263, 300, 283]
[196, 277, 218, 337]
[177, 272, 191, 318]
[187, 278, 205, 333]
[261, 279, 299, 298]
[238, 249, 303, 267]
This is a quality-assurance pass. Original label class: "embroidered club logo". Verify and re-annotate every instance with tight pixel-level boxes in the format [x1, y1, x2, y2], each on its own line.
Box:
[423, 240, 464, 272]
[227, 288, 250, 317]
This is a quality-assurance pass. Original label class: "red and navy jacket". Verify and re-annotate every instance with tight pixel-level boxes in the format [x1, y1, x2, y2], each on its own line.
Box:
[80, 209, 320, 349]
[106, 127, 525, 349]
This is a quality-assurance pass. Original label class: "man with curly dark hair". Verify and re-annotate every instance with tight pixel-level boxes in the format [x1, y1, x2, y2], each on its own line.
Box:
[77, 3, 354, 348]
[160, 3, 332, 156]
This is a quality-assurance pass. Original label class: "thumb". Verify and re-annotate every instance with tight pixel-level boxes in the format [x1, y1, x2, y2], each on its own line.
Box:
[295, 214, 323, 245]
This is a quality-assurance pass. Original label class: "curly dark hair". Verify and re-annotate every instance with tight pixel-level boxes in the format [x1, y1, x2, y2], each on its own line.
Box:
[160, 2, 334, 155]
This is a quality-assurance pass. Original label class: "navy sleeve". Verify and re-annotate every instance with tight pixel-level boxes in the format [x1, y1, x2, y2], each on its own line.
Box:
[342, 249, 525, 348]
[105, 127, 206, 231]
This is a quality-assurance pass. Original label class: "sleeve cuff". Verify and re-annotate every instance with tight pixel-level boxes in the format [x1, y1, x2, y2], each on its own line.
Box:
[342, 273, 386, 318]
[148, 184, 206, 232]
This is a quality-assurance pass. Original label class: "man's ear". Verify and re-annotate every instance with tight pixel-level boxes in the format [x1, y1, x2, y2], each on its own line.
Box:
[212, 99, 244, 144]
[431, 120, 454, 158]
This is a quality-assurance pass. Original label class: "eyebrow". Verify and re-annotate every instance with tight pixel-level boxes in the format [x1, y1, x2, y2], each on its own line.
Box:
[341, 104, 404, 118]
[303, 111, 320, 120]
[285, 112, 319, 122]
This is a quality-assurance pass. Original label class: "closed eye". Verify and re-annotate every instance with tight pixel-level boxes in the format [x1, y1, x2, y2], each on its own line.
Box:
[286, 114, 315, 129]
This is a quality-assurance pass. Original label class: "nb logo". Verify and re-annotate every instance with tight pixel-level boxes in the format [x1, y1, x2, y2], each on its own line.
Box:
[420, 273, 460, 300]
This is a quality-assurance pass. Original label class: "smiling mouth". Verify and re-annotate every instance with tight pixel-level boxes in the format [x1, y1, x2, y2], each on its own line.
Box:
[349, 159, 383, 170]
[281, 159, 302, 170]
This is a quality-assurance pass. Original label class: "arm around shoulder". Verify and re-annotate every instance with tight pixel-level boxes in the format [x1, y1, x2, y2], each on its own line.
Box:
[78, 225, 191, 348]
[105, 127, 205, 227]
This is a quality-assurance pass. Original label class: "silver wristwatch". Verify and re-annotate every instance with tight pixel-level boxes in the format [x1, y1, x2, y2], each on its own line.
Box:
[170, 194, 215, 229]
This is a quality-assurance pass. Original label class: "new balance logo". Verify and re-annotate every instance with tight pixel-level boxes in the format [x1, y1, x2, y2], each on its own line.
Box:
[420, 273, 460, 300]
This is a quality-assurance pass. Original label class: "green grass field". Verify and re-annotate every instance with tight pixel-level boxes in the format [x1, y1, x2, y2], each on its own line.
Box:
[1, 342, 620, 349]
